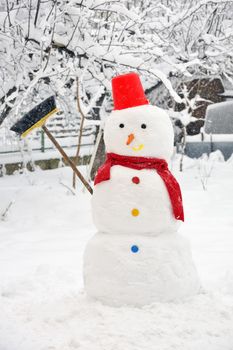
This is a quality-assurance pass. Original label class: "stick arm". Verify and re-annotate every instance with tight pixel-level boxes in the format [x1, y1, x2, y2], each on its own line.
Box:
[42, 125, 93, 195]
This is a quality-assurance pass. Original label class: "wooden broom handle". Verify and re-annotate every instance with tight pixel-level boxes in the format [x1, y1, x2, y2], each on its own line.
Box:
[42, 125, 93, 195]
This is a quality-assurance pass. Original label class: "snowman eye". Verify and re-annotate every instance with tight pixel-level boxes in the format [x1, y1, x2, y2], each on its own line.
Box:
[141, 124, 147, 129]
[119, 123, 124, 128]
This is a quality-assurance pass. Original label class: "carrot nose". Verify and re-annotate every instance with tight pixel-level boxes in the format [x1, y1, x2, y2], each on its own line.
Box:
[126, 133, 135, 145]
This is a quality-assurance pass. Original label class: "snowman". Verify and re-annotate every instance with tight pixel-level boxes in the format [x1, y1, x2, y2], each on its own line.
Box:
[84, 73, 200, 307]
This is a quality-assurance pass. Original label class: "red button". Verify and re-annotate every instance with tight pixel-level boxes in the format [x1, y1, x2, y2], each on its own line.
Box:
[132, 176, 140, 184]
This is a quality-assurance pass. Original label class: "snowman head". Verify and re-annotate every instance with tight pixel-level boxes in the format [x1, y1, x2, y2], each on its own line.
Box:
[104, 73, 174, 161]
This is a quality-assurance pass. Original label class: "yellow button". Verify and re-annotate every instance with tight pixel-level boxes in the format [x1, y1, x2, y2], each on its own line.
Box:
[131, 208, 139, 216]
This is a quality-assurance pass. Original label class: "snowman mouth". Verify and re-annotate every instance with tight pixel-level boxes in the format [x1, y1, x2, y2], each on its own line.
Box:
[132, 144, 144, 151]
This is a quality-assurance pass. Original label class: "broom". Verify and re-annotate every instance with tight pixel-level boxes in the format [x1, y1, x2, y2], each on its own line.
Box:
[10, 96, 93, 194]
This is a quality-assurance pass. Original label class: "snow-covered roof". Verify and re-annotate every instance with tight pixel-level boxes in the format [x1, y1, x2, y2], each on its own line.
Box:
[218, 90, 233, 98]
[204, 101, 233, 134]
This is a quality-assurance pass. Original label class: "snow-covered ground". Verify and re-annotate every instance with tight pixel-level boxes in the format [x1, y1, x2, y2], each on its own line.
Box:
[0, 153, 233, 350]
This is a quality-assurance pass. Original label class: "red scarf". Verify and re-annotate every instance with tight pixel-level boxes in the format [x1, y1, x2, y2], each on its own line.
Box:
[94, 153, 184, 221]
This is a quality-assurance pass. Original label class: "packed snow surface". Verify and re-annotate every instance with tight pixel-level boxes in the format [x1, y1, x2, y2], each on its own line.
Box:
[1, 153, 233, 350]
[92, 165, 178, 235]
[84, 232, 200, 306]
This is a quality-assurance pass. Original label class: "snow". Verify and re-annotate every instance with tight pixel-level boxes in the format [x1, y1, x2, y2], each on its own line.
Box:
[1, 154, 233, 349]
[186, 134, 233, 142]
[219, 90, 233, 98]
[84, 231, 200, 306]
[206, 100, 233, 112]
[205, 101, 233, 134]
[92, 165, 179, 235]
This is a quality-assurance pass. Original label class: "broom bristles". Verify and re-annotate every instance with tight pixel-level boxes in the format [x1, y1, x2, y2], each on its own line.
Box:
[10, 96, 58, 137]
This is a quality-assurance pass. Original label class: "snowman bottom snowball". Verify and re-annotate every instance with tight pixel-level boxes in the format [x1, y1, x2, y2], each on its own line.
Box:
[83, 232, 200, 307]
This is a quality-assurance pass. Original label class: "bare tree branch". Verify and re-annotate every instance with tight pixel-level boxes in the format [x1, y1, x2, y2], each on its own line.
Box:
[72, 77, 86, 189]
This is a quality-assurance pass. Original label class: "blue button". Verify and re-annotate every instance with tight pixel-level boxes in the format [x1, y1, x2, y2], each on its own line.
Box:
[131, 245, 139, 253]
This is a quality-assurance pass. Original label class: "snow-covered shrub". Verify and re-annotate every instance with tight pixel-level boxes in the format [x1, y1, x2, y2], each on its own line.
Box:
[1, 0, 233, 154]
